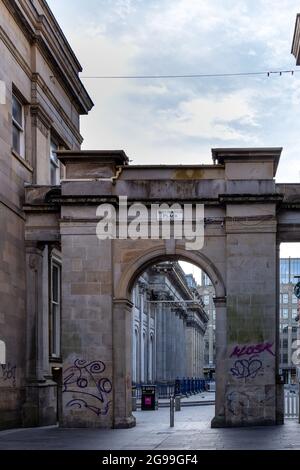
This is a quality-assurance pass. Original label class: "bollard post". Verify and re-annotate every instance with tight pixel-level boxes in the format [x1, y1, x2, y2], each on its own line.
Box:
[175, 395, 181, 412]
[170, 395, 175, 427]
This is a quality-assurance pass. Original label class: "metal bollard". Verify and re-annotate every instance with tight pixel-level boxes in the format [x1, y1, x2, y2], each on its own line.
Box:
[170, 395, 175, 427]
[175, 395, 181, 412]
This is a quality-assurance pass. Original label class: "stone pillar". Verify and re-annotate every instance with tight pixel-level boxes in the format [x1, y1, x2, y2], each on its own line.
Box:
[211, 297, 227, 426]
[22, 243, 57, 426]
[276, 242, 284, 423]
[112, 299, 136, 428]
[155, 299, 164, 381]
[212, 208, 278, 427]
[60, 233, 114, 428]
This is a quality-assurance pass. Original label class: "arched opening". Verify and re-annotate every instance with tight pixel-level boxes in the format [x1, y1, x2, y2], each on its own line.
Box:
[279, 242, 300, 421]
[128, 256, 219, 424]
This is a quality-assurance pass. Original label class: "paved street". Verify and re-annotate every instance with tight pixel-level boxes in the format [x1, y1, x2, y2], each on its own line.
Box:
[0, 400, 300, 450]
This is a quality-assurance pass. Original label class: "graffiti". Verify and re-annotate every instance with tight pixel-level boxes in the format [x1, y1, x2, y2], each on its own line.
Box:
[230, 342, 275, 358]
[63, 359, 112, 416]
[230, 357, 263, 379]
[227, 388, 274, 417]
[1, 362, 16, 387]
[227, 390, 251, 416]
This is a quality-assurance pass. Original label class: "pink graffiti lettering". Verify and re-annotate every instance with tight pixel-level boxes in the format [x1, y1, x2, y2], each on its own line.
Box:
[230, 342, 275, 358]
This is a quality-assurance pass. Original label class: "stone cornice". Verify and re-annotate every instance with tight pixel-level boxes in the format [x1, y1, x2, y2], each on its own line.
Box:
[2, 0, 93, 114]
[292, 13, 300, 65]
[31, 74, 83, 145]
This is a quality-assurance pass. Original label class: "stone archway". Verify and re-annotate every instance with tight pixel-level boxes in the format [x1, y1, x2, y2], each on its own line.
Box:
[24, 147, 294, 429]
[112, 243, 226, 428]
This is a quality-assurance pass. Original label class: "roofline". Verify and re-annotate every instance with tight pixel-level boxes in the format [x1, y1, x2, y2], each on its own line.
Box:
[211, 147, 282, 175]
[57, 150, 129, 165]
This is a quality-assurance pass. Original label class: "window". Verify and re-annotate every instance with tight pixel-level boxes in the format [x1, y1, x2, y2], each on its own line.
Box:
[135, 287, 141, 309]
[292, 309, 298, 320]
[50, 140, 60, 185]
[12, 93, 24, 157]
[282, 324, 288, 334]
[203, 295, 210, 305]
[281, 309, 289, 319]
[292, 295, 298, 304]
[292, 326, 298, 334]
[50, 259, 61, 358]
[282, 338, 288, 348]
[282, 353, 288, 364]
[281, 293, 289, 304]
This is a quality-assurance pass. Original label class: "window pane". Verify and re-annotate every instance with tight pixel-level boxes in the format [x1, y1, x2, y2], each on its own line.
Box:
[50, 141, 59, 165]
[281, 309, 289, 319]
[52, 265, 59, 302]
[12, 95, 22, 126]
[50, 262, 61, 357]
[50, 161, 59, 185]
[12, 124, 20, 154]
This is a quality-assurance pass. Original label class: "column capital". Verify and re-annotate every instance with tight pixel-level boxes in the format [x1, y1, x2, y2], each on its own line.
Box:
[213, 296, 226, 307]
[113, 298, 134, 310]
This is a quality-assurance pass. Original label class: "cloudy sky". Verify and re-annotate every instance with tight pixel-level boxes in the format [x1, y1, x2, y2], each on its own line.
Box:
[47, 0, 300, 183]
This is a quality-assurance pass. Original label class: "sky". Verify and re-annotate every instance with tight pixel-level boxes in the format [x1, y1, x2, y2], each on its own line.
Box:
[47, 0, 300, 263]
[47, 0, 300, 182]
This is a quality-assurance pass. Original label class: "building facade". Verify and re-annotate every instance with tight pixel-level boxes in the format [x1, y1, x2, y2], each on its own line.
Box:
[0, 0, 92, 428]
[131, 262, 208, 385]
[279, 258, 300, 384]
[197, 272, 216, 379]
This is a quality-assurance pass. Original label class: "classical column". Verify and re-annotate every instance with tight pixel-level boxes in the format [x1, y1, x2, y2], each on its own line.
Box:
[22, 242, 57, 426]
[276, 242, 284, 424]
[211, 296, 226, 427]
[112, 299, 136, 428]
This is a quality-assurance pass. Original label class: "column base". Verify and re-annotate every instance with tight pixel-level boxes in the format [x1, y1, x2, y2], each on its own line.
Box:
[211, 415, 278, 428]
[22, 381, 57, 427]
[113, 414, 136, 429]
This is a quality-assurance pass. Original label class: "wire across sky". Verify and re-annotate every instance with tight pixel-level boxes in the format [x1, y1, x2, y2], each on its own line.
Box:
[80, 69, 300, 79]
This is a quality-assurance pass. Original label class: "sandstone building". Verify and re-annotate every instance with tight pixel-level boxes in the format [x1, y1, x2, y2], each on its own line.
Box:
[0, 0, 93, 428]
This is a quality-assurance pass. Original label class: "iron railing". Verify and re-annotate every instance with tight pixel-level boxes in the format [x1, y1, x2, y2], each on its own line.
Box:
[132, 378, 209, 399]
[284, 390, 299, 419]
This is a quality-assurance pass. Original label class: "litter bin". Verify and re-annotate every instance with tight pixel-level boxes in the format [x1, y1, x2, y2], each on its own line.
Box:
[141, 385, 156, 411]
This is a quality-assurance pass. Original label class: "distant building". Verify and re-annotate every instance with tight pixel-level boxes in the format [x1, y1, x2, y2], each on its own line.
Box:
[197, 272, 216, 379]
[131, 262, 209, 383]
[279, 258, 300, 384]
[196, 259, 300, 383]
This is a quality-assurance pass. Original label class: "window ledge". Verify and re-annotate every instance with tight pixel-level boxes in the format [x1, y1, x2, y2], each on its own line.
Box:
[11, 148, 33, 172]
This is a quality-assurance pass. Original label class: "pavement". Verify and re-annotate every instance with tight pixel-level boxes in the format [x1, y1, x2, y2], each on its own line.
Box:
[0, 393, 300, 450]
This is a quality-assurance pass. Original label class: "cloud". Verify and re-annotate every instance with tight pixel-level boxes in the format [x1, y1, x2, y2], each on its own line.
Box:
[47, 0, 300, 176]
[158, 90, 259, 141]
